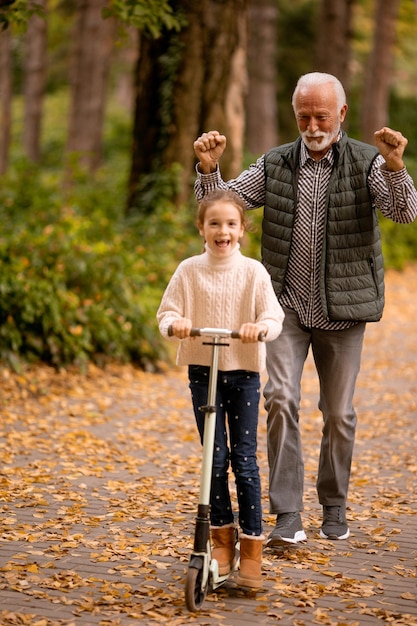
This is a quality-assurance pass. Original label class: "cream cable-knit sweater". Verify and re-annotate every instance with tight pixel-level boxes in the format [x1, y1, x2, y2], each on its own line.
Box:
[157, 245, 284, 372]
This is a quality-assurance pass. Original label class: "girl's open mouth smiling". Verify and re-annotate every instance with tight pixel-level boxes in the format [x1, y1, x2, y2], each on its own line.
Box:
[216, 239, 230, 248]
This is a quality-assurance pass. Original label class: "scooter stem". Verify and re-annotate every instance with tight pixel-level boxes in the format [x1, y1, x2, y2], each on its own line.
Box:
[198, 337, 221, 506]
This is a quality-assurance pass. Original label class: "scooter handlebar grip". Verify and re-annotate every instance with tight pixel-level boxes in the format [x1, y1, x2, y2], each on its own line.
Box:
[231, 331, 266, 341]
[168, 325, 200, 337]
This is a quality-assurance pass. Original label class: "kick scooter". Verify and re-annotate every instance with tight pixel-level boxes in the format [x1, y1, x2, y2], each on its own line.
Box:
[169, 326, 264, 612]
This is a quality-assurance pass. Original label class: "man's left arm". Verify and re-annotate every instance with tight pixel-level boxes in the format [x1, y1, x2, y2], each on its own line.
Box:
[370, 127, 417, 224]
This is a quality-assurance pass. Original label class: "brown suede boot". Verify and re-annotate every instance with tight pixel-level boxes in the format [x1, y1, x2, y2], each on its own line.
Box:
[236, 534, 264, 588]
[210, 524, 236, 575]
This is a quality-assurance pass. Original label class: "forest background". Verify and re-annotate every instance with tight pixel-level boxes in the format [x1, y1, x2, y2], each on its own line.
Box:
[0, 0, 416, 372]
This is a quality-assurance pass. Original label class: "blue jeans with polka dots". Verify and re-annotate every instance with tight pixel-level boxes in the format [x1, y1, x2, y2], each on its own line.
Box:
[188, 365, 262, 536]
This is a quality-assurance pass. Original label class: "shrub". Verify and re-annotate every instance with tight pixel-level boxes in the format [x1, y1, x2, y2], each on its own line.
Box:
[0, 161, 198, 370]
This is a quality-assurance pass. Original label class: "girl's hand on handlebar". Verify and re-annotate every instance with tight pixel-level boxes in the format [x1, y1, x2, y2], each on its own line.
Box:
[170, 318, 193, 339]
[239, 323, 268, 343]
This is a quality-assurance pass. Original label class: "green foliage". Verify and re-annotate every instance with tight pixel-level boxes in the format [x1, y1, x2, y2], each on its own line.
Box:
[104, 0, 182, 38]
[0, 0, 44, 31]
[0, 158, 198, 371]
[380, 217, 417, 271]
[0, 90, 201, 371]
[379, 157, 417, 270]
[127, 163, 183, 215]
[389, 93, 417, 161]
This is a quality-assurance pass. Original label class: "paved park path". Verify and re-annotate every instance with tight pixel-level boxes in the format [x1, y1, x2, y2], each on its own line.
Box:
[0, 264, 416, 626]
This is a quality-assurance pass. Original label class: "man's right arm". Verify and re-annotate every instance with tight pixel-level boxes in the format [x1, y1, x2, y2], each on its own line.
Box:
[193, 130, 267, 208]
[193, 130, 227, 173]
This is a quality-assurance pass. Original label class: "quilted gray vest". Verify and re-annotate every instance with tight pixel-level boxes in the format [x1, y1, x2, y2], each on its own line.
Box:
[263, 133, 384, 322]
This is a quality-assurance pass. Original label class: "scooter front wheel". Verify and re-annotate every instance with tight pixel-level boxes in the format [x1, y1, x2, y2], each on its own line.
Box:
[185, 556, 208, 612]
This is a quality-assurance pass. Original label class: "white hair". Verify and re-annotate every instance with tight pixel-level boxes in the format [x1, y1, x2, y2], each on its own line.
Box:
[292, 72, 347, 111]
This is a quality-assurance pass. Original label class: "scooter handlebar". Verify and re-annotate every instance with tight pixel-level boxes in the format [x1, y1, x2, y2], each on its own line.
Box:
[168, 326, 265, 341]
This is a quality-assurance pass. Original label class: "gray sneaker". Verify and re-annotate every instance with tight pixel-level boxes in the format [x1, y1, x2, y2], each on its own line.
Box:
[266, 512, 307, 547]
[320, 505, 350, 540]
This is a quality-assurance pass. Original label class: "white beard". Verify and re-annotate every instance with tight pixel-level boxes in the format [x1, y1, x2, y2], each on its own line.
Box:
[301, 124, 340, 153]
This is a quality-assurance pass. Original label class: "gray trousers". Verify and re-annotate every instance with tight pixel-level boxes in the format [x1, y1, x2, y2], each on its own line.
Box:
[264, 307, 366, 514]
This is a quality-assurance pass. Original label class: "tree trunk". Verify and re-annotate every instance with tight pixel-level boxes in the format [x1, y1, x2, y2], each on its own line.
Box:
[113, 26, 137, 111]
[197, 0, 247, 181]
[66, 0, 116, 174]
[315, 0, 354, 91]
[224, 12, 248, 175]
[246, 0, 278, 154]
[0, 27, 12, 175]
[23, 0, 47, 163]
[360, 0, 401, 144]
[127, 0, 248, 213]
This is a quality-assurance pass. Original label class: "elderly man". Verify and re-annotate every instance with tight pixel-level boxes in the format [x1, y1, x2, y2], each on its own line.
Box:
[193, 72, 417, 546]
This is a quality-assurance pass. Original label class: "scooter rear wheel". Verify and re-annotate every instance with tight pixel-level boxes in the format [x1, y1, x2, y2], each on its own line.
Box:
[185, 558, 208, 612]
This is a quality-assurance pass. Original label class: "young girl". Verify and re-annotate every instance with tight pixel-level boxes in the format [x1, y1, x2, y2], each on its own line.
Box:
[157, 189, 284, 588]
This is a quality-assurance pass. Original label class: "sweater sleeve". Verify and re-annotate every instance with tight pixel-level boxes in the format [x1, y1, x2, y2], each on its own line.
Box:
[156, 267, 186, 340]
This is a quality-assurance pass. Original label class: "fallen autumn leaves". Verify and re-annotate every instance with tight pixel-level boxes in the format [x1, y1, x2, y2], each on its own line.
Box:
[0, 265, 416, 626]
